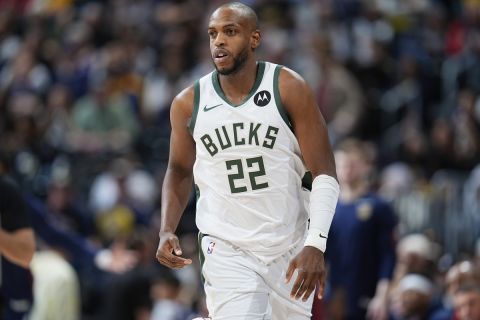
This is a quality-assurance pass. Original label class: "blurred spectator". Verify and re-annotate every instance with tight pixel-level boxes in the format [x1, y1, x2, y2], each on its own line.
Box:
[101, 41, 143, 111]
[428, 117, 457, 172]
[99, 228, 162, 320]
[390, 274, 440, 320]
[445, 261, 480, 301]
[69, 78, 139, 153]
[142, 48, 189, 124]
[380, 55, 428, 165]
[324, 138, 397, 320]
[89, 156, 157, 242]
[428, 89, 480, 174]
[431, 260, 480, 320]
[430, 170, 473, 257]
[0, 48, 51, 97]
[453, 284, 480, 320]
[0, 9, 20, 66]
[312, 34, 365, 144]
[52, 19, 95, 99]
[442, 28, 480, 110]
[1, 91, 46, 158]
[395, 234, 440, 280]
[46, 176, 94, 237]
[29, 250, 80, 320]
[462, 165, 480, 251]
[378, 163, 432, 234]
[451, 90, 480, 168]
[150, 272, 195, 320]
[351, 4, 394, 67]
[26, 193, 138, 273]
[43, 84, 74, 151]
[26, 193, 139, 318]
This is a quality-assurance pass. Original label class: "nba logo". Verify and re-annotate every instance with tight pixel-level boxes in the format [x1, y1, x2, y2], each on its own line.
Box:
[207, 241, 215, 254]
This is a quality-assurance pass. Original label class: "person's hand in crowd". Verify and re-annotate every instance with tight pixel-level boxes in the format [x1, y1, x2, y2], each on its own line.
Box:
[94, 240, 138, 273]
[367, 279, 390, 320]
[366, 293, 389, 320]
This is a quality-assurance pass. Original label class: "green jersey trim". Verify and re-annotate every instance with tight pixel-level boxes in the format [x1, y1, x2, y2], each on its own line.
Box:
[211, 61, 266, 107]
[273, 65, 292, 129]
[194, 184, 200, 203]
[301, 171, 313, 191]
[188, 81, 201, 134]
[198, 232, 206, 285]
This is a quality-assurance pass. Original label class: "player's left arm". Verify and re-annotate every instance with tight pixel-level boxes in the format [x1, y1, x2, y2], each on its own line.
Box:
[279, 67, 339, 301]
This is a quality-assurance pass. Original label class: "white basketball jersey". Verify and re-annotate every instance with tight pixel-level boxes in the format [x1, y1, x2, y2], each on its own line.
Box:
[189, 61, 309, 262]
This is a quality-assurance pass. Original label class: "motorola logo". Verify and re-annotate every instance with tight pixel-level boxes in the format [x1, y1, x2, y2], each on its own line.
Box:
[254, 90, 271, 107]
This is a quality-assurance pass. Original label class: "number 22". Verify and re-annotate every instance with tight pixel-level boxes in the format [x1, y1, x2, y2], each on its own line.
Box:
[225, 156, 268, 193]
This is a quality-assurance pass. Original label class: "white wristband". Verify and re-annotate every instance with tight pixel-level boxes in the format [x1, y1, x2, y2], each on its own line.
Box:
[305, 227, 328, 252]
[304, 174, 340, 253]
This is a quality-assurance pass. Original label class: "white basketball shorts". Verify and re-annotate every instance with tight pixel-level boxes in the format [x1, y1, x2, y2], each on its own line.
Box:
[199, 234, 313, 320]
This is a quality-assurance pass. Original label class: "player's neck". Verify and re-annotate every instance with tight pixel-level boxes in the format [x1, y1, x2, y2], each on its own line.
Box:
[218, 59, 258, 105]
[339, 181, 369, 203]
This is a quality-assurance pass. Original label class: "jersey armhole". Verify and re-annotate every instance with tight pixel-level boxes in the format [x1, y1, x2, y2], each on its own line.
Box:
[188, 80, 200, 134]
[273, 65, 293, 130]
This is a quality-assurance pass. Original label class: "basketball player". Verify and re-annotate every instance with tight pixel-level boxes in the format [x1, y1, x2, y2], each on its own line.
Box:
[156, 2, 339, 319]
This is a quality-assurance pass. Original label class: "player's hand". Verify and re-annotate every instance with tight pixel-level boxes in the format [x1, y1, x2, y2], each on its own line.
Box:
[286, 246, 326, 301]
[156, 231, 192, 269]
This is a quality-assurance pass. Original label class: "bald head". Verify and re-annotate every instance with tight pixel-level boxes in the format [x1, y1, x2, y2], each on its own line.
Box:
[208, 2, 261, 75]
[211, 2, 259, 31]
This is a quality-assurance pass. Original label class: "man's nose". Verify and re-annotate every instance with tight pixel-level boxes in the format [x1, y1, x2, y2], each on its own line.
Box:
[214, 33, 226, 47]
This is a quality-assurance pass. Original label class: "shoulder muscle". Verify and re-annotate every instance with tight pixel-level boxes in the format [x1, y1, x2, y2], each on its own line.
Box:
[277, 67, 314, 117]
[170, 85, 195, 127]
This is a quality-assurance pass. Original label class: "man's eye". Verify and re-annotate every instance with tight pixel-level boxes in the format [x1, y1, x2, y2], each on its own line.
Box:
[226, 29, 236, 36]
[208, 31, 216, 38]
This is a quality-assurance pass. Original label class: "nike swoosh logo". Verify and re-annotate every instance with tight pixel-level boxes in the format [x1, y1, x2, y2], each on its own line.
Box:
[203, 104, 223, 112]
[319, 233, 328, 239]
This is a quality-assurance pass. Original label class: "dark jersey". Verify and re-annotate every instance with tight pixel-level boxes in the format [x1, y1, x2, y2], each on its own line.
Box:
[326, 193, 397, 319]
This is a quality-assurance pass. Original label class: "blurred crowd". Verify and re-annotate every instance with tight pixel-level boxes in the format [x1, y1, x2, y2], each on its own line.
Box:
[0, 0, 479, 319]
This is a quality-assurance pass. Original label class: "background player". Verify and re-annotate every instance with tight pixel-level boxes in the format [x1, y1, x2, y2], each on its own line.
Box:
[156, 2, 339, 319]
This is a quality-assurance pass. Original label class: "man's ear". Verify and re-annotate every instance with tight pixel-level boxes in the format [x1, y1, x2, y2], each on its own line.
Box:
[251, 30, 261, 50]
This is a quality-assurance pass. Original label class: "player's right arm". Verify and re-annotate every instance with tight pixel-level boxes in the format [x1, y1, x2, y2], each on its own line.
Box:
[156, 86, 196, 269]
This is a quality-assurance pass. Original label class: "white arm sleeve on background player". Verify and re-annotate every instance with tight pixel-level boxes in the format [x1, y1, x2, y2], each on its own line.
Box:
[304, 174, 340, 253]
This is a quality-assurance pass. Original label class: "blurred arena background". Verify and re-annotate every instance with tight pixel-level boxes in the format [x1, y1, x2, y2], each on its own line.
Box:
[0, 0, 479, 319]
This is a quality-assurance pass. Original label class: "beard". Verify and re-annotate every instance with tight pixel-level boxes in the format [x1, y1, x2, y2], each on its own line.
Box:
[215, 46, 249, 76]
